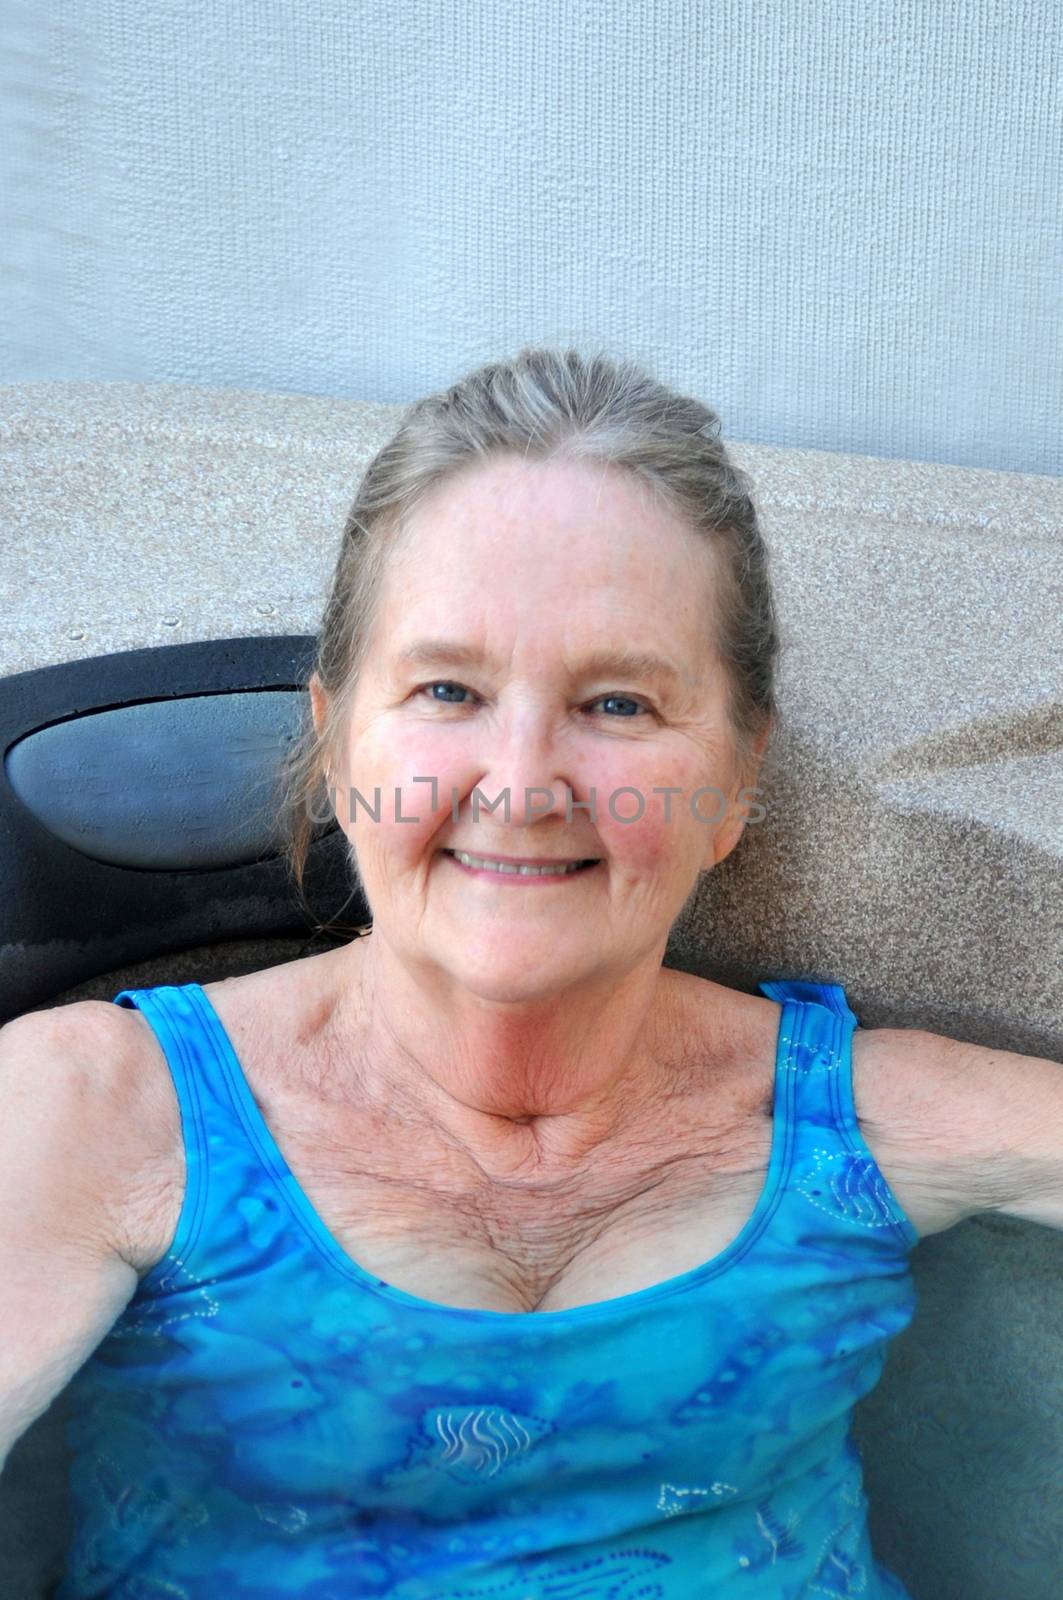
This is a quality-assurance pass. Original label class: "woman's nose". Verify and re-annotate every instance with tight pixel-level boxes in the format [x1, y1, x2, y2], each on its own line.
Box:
[474, 714, 578, 827]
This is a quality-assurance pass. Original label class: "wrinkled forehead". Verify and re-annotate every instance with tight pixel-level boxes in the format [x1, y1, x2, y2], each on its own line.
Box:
[374, 454, 722, 660]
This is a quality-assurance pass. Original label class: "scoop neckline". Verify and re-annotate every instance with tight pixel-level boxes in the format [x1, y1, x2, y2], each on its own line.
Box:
[185, 979, 795, 1325]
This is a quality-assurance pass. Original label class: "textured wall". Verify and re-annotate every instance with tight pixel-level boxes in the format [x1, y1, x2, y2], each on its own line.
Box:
[2, 1, 1061, 476]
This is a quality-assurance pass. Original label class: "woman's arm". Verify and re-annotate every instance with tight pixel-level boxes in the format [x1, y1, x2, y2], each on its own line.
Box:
[870, 1027, 1063, 1232]
[0, 1004, 143, 1473]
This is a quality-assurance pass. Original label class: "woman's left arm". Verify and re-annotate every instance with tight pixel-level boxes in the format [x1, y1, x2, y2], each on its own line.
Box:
[885, 1030, 1063, 1231]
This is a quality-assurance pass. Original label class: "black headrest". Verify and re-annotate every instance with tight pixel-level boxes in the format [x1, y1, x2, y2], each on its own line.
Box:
[0, 634, 364, 1022]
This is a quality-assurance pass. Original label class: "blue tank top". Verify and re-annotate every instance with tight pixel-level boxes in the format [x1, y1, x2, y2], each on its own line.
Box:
[57, 977, 919, 1600]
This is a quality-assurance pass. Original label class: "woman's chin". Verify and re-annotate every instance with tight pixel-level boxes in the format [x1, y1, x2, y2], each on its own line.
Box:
[431, 937, 593, 1000]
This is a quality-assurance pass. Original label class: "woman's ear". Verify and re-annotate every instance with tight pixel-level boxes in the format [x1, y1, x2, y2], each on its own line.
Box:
[308, 672, 329, 740]
[699, 795, 747, 873]
[698, 721, 773, 873]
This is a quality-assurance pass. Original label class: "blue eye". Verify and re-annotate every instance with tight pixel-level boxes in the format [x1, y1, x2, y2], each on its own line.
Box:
[424, 681, 473, 704]
[592, 694, 645, 718]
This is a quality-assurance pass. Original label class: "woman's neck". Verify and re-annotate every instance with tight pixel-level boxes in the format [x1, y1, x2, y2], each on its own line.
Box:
[318, 932, 694, 1183]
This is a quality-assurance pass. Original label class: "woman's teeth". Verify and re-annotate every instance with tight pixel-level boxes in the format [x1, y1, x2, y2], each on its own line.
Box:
[448, 849, 593, 876]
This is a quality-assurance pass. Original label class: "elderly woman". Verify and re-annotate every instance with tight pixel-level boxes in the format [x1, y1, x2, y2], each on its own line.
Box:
[2, 349, 1060, 1600]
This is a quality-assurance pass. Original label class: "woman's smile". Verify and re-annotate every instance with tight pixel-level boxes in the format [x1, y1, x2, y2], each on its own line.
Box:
[439, 846, 602, 883]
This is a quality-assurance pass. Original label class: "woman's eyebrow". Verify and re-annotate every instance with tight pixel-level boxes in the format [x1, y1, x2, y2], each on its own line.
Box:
[393, 638, 685, 691]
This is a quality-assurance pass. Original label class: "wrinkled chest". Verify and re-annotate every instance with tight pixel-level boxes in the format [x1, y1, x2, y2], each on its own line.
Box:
[277, 1118, 774, 1315]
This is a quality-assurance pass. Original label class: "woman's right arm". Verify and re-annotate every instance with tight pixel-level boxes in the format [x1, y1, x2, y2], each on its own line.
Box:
[0, 1002, 145, 1473]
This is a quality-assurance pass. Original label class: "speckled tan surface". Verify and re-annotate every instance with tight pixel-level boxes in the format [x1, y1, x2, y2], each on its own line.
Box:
[2, 380, 1061, 1057]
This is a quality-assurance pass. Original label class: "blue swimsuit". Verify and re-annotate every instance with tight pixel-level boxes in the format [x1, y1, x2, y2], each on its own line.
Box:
[57, 977, 919, 1599]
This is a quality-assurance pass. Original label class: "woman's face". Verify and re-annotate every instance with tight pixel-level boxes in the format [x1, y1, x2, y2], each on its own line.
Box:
[313, 453, 758, 1002]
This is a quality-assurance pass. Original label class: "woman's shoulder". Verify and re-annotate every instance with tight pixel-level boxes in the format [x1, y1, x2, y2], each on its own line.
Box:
[199, 946, 351, 1071]
[2, 992, 182, 1172]
[1, 996, 179, 1269]
[661, 965, 780, 1045]
[4, 995, 155, 1092]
